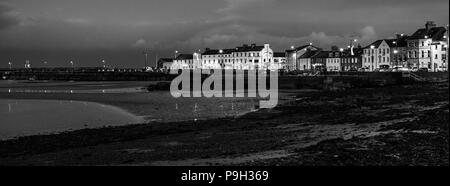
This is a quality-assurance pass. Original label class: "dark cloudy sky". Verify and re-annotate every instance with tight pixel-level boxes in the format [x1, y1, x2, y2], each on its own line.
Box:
[0, 0, 448, 68]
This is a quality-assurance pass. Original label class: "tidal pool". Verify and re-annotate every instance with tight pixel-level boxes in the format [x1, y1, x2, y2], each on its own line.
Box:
[0, 99, 144, 140]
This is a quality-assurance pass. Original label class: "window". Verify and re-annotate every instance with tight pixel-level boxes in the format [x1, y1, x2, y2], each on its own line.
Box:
[435, 54, 438, 59]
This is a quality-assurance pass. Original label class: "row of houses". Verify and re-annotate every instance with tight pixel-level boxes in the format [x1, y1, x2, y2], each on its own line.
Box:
[286, 21, 449, 72]
[159, 43, 287, 72]
[159, 21, 448, 72]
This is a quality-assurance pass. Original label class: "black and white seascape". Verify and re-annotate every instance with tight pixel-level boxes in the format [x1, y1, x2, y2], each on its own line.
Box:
[0, 0, 448, 170]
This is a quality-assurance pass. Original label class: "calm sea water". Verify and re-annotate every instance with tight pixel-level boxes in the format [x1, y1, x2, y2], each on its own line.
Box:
[0, 99, 144, 140]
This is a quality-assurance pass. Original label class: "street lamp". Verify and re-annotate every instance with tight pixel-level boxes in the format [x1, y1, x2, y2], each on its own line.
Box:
[175, 50, 179, 58]
[102, 59, 106, 68]
[8, 62, 12, 70]
[70, 61, 74, 68]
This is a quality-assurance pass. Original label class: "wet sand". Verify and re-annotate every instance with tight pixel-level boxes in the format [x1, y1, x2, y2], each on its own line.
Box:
[0, 82, 447, 166]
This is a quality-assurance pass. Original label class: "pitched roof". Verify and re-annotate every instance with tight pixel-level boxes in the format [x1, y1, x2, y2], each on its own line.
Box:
[311, 51, 330, 58]
[273, 52, 286, 58]
[364, 40, 385, 49]
[408, 27, 447, 40]
[299, 50, 319, 58]
[202, 49, 221, 55]
[286, 45, 319, 52]
[175, 54, 193, 60]
[235, 44, 264, 52]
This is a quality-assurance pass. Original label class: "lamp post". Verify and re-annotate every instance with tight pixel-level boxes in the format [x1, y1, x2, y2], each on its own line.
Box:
[8, 62, 12, 70]
[70, 61, 74, 68]
[143, 50, 149, 69]
[102, 59, 106, 68]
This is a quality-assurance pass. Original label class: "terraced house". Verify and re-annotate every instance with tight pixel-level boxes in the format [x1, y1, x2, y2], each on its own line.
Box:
[406, 21, 448, 72]
[362, 40, 392, 71]
[341, 48, 363, 71]
[201, 44, 276, 70]
[286, 45, 320, 71]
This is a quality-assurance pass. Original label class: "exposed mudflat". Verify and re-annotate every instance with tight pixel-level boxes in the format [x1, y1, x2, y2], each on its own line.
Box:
[0, 83, 448, 166]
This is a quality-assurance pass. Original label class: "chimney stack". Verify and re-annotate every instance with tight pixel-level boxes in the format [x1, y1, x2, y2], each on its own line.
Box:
[425, 21, 436, 30]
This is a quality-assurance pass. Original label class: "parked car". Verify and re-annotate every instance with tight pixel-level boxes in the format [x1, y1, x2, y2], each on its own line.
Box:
[418, 68, 429, 72]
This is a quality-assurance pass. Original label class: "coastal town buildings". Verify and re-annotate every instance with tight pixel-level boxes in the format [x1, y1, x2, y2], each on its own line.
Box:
[341, 48, 363, 71]
[406, 21, 448, 71]
[286, 45, 320, 71]
[200, 44, 276, 70]
[273, 52, 287, 70]
[387, 34, 409, 68]
[162, 21, 447, 73]
[297, 50, 318, 71]
[311, 51, 329, 71]
[172, 54, 194, 70]
[362, 40, 392, 71]
[326, 50, 342, 72]
[158, 58, 174, 71]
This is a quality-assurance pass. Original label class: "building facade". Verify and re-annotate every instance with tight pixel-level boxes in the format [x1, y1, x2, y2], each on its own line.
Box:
[326, 51, 342, 72]
[273, 52, 287, 70]
[363, 40, 392, 71]
[406, 21, 448, 71]
[341, 48, 363, 71]
[201, 44, 275, 70]
[172, 54, 194, 70]
[286, 45, 320, 71]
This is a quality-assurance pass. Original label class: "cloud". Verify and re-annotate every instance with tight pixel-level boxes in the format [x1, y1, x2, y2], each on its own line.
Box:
[0, 3, 20, 30]
[131, 39, 147, 48]
[64, 18, 90, 24]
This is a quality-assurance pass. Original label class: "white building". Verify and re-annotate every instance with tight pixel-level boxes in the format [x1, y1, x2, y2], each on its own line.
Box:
[407, 21, 448, 72]
[273, 52, 287, 70]
[363, 40, 392, 71]
[201, 44, 276, 70]
[326, 51, 342, 72]
[172, 54, 194, 70]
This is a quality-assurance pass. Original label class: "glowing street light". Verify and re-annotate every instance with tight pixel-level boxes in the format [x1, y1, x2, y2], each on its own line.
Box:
[219, 49, 223, 54]
[101, 59, 106, 68]
[70, 61, 74, 68]
[291, 46, 295, 49]
[339, 48, 344, 52]
[394, 50, 399, 54]
[8, 62, 12, 69]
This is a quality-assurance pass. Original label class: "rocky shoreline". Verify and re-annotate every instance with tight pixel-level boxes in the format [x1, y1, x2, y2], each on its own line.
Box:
[0, 83, 448, 166]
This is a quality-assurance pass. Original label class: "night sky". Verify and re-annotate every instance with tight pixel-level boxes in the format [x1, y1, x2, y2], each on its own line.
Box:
[0, 0, 448, 68]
